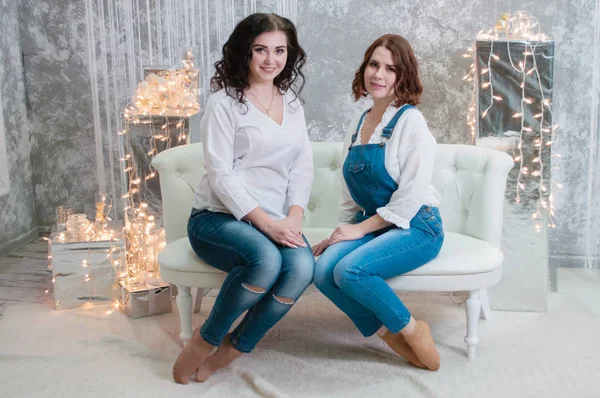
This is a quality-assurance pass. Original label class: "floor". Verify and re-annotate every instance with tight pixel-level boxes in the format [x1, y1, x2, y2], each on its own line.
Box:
[1, 237, 599, 398]
[0, 236, 54, 320]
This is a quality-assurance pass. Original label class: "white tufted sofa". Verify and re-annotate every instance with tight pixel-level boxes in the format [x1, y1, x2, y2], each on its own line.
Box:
[152, 142, 513, 360]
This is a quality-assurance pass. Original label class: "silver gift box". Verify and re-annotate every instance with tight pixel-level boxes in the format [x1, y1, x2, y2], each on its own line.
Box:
[114, 280, 172, 319]
[50, 238, 123, 310]
[475, 40, 555, 311]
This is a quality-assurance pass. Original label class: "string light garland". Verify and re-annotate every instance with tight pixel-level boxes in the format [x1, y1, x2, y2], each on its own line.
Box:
[46, 51, 199, 312]
[118, 49, 199, 286]
[465, 11, 560, 232]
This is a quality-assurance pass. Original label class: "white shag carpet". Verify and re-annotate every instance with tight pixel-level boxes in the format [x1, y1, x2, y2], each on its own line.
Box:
[1, 291, 598, 398]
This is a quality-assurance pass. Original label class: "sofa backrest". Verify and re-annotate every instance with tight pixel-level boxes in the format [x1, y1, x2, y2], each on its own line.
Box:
[151, 142, 513, 248]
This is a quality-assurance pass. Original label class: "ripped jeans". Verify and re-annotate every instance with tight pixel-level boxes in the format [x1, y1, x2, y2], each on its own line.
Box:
[188, 209, 315, 353]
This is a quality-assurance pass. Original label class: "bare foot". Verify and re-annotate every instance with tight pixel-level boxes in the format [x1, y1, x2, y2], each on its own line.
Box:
[173, 327, 216, 384]
[196, 334, 244, 382]
[403, 320, 440, 371]
[380, 331, 426, 369]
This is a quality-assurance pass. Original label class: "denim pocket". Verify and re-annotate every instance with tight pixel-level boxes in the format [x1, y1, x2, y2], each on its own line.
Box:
[423, 213, 443, 236]
[188, 209, 209, 234]
[348, 162, 366, 173]
[412, 216, 434, 235]
[190, 207, 207, 219]
[348, 162, 384, 191]
[412, 207, 443, 237]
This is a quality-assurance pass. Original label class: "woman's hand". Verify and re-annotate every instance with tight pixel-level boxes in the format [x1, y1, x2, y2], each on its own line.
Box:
[312, 223, 366, 255]
[312, 239, 330, 256]
[244, 207, 305, 249]
[283, 213, 303, 235]
[263, 219, 306, 248]
[328, 224, 366, 245]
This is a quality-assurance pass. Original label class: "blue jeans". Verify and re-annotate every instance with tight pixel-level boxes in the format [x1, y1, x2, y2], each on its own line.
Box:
[188, 209, 314, 353]
[314, 206, 444, 336]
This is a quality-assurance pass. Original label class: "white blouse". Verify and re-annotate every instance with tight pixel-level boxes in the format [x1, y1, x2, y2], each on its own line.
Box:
[339, 105, 441, 229]
[193, 88, 313, 220]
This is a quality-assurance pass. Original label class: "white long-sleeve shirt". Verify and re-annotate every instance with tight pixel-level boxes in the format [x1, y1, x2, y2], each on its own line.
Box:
[339, 105, 441, 229]
[193, 88, 313, 220]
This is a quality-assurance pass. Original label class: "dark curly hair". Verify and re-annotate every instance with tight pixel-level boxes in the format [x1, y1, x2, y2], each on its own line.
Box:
[351, 34, 422, 107]
[211, 13, 306, 105]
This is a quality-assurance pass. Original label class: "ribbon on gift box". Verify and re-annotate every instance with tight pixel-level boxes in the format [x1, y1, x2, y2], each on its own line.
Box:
[116, 279, 171, 318]
[136, 285, 170, 315]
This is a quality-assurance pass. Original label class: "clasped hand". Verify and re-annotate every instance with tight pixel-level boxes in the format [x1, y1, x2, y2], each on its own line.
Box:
[312, 224, 366, 256]
[263, 217, 306, 248]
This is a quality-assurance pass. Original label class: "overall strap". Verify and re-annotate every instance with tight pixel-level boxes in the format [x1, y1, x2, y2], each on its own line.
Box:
[381, 104, 414, 139]
[349, 110, 370, 149]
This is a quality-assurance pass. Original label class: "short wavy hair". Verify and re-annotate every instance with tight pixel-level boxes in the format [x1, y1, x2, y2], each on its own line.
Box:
[211, 13, 306, 105]
[351, 34, 422, 107]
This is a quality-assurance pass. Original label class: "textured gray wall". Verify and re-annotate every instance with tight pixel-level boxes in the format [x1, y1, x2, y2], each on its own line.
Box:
[296, 0, 595, 267]
[299, 0, 482, 144]
[9, 0, 596, 269]
[19, 0, 99, 226]
[0, 0, 38, 254]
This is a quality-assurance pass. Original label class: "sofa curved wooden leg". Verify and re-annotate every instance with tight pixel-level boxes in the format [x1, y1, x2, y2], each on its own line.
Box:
[176, 285, 193, 346]
[465, 289, 482, 360]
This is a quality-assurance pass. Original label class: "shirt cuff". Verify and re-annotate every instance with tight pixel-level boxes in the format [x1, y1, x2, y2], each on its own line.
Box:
[287, 199, 308, 211]
[231, 204, 259, 221]
[376, 207, 410, 229]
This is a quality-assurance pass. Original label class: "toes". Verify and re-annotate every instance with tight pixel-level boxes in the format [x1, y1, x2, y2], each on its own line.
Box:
[173, 372, 190, 385]
[195, 365, 212, 383]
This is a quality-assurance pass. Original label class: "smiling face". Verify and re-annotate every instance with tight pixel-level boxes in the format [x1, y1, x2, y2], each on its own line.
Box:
[248, 30, 288, 84]
[363, 46, 398, 102]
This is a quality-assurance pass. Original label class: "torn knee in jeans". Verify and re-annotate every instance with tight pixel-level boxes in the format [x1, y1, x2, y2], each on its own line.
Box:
[241, 283, 266, 293]
[273, 295, 295, 305]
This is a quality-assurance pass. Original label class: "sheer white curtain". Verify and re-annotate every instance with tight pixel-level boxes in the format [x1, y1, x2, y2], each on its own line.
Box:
[84, 0, 298, 216]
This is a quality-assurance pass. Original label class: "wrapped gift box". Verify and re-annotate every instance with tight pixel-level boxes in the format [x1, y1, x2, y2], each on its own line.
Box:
[474, 40, 555, 311]
[113, 279, 172, 319]
[475, 40, 555, 141]
[49, 238, 123, 310]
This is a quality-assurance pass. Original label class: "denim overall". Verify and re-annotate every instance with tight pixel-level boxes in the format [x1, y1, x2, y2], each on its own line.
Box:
[313, 105, 444, 336]
[343, 105, 414, 224]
